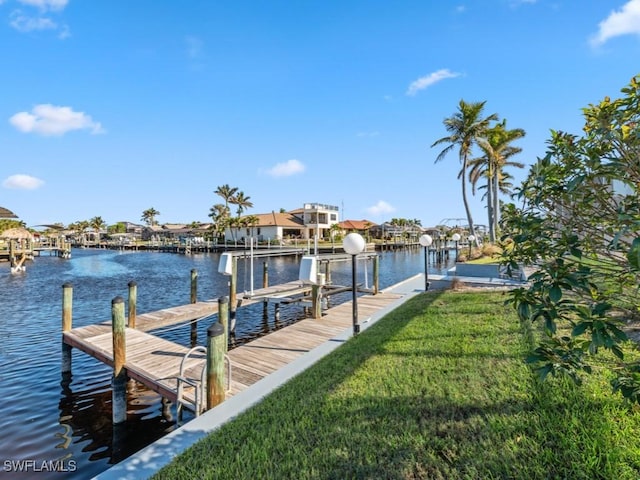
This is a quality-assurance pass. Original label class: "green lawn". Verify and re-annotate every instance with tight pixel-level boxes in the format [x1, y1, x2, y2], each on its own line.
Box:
[154, 290, 640, 480]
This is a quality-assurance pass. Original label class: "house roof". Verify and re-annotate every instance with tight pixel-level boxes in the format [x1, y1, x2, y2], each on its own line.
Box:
[0, 206, 18, 219]
[339, 219, 377, 230]
[252, 212, 305, 228]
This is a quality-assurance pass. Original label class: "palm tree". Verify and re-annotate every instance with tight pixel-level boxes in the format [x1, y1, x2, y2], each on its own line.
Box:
[469, 120, 525, 241]
[432, 100, 498, 242]
[208, 203, 230, 242]
[214, 184, 238, 211]
[89, 216, 106, 245]
[141, 207, 160, 226]
[231, 191, 253, 217]
[329, 222, 342, 252]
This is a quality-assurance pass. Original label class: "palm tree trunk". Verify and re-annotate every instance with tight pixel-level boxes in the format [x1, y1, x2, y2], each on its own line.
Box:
[486, 176, 494, 243]
[492, 174, 500, 238]
[461, 157, 476, 240]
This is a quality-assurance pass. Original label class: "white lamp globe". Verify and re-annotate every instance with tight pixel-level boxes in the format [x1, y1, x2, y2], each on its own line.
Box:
[343, 233, 366, 255]
[419, 234, 433, 247]
[451, 233, 461, 242]
[468, 234, 476, 242]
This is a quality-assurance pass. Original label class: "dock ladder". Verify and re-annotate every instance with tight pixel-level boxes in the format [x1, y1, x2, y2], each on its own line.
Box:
[176, 346, 232, 419]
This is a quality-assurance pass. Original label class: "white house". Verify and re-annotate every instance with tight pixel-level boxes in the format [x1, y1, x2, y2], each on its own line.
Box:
[223, 203, 341, 243]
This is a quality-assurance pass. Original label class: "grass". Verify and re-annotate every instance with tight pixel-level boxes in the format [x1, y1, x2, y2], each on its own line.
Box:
[154, 290, 640, 480]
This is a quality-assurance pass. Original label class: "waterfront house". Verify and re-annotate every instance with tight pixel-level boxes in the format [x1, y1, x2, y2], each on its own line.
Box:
[223, 203, 341, 243]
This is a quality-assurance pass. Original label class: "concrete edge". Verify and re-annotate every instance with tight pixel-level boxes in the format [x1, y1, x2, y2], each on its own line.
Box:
[95, 279, 424, 480]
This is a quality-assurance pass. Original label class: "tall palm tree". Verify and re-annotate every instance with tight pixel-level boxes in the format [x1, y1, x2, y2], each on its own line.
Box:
[89, 216, 106, 245]
[231, 191, 253, 217]
[432, 100, 498, 242]
[141, 207, 160, 226]
[208, 203, 230, 241]
[469, 120, 525, 241]
[214, 184, 238, 211]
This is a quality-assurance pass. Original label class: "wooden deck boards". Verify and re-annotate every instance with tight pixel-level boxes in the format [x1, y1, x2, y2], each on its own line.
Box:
[63, 287, 404, 413]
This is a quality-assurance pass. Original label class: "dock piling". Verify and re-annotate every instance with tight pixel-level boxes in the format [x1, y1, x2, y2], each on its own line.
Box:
[62, 283, 73, 374]
[190, 269, 198, 346]
[127, 281, 137, 328]
[262, 262, 268, 288]
[373, 256, 380, 295]
[218, 296, 229, 351]
[206, 322, 226, 410]
[111, 297, 127, 425]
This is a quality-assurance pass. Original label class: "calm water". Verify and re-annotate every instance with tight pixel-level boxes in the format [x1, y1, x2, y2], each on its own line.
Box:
[0, 247, 442, 479]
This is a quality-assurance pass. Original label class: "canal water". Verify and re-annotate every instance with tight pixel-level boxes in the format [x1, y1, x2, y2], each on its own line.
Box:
[0, 248, 446, 479]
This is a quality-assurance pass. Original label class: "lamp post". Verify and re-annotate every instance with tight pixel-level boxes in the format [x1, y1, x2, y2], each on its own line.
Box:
[419, 234, 433, 291]
[343, 232, 366, 335]
[467, 234, 475, 258]
[451, 233, 461, 262]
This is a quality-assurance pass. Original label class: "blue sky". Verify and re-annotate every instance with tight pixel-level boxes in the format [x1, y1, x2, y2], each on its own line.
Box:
[1, 0, 639, 228]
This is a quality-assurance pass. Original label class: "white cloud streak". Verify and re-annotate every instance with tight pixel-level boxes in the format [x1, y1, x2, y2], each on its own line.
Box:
[18, 0, 68, 11]
[366, 200, 395, 216]
[3, 174, 45, 190]
[10, 10, 57, 32]
[265, 159, 305, 178]
[9, 104, 105, 136]
[590, 0, 640, 47]
[406, 69, 460, 96]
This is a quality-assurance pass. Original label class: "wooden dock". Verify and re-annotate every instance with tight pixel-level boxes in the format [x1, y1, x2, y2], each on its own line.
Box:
[62, 281, 403, 416]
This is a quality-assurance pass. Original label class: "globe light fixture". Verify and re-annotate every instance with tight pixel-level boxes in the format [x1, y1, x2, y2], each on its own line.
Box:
[419, 234, 433, 291]
[343, 233, 366, 335]
[451, 233, 461, 262]
[467, 234, 475, 258]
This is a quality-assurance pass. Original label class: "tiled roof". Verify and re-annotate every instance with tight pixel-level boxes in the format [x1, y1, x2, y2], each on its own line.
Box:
[339, 219, 377, 230]
[251, 212, 305, 228]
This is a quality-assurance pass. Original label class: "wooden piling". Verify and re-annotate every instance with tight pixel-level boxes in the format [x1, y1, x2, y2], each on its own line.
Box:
[324, 261, 332, 284]
[229, 256, 237, 323]
[311, 284, 321, 319]
[206, 322, 226, 410]
[190, 269, 198, 346]
[62, 283, 73, 374]
[127, 281, 137, 328]
[218, 296, 229, 351]
[262, 262, 269, 288]
[111, 296, 127, 424]
[373, 255, 379, 295]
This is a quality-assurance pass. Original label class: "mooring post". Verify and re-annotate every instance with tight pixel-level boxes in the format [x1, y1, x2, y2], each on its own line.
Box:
[218, 296, 229, 351]
[373, 255, 379, 295]
[229, 256, 238, 323]
[262, 262, 269, 288]
[311, 284, 321, 319]
[190, 269, 198, 346]
[206, 322, 226, 410]
[62, 283, 73, 374]
[127, 281, 137, 328]
[325, 261, 332, 284]
[111, 296, 127, 425]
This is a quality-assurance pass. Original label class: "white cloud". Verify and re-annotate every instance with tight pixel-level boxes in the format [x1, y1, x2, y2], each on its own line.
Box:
[356, 131, 380, 137]
[590, 0, 640, 47]
[265, 159, 305, 178]
[9, 104, 105, 136]
[18, 0, 68, 11]
[406, 69, 460, 96]
[10, 10, 57, 32]
[3, 174, 44, 190]
[366, 200, 396, 216]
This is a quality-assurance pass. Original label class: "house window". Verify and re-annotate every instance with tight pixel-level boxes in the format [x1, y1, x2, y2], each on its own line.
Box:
[330, 214, 337, 221]
[318, 213, 327, 224]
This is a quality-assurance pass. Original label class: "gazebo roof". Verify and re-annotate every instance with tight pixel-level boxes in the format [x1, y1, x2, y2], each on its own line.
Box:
[0, 227, 33, 239]
[0, 206, 18, 219]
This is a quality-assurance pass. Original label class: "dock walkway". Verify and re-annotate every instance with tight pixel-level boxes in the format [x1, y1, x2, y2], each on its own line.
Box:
[63, 280, 399, 413]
